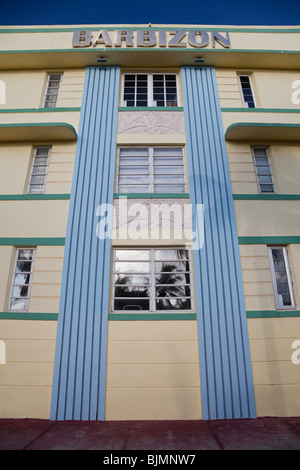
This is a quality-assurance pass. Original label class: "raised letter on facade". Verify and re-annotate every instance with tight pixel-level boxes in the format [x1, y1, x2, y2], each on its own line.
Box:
[72, 29, 93, 47]
[114, 30, 134, 47]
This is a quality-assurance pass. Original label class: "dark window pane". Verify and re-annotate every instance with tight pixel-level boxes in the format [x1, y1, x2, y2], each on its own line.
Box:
[156, 298, 191, 310]
[114, 298, 149, 310]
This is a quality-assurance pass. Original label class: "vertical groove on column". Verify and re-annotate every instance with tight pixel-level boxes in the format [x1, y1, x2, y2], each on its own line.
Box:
[182, 66, 256, 420]
[50, 66, 120, 421]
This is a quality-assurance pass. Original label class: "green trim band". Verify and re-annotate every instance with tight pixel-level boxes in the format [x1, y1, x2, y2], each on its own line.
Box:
[1, 27, 300, 33]
[0, 312, 58, 320]
[114, 193, 190, 199]
[222, 108, 300, 113]
[0, 107, 81, 113]
[1, 48, 300, 55]
[0, 237, 65, 246]
[239, 236, 300, 244]
[2, 311, 299, 321]
[118, 106, 183, 112]
[0, 121, 77, 133]
[233, 194, 300, 200]
[247, 310, 300, 318]
[108, 313, 197, 321]
[0, 194, 70, 200]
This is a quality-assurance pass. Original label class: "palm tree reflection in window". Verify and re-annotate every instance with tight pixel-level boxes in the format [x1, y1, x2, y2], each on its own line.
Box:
[156, 262, 191, 310]
[114, 274, 150, 310]
[113, 249, 192, 312]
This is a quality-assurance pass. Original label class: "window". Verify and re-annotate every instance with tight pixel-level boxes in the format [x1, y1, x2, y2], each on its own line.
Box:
[122, 73, 178, 107]
[252, 147, 275, 194]
[238, 75, 256, 108]
[9, 248, 35, 311]
[112, 248, 192, 312]
[43, 73, 62, 108]
[268, 246, 295, 310]
[28, 146, 51, 194]
[117, 147, 186, 193]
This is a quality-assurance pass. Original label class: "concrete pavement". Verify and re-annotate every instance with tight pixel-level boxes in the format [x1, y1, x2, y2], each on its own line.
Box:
[1, 417, 300, 451]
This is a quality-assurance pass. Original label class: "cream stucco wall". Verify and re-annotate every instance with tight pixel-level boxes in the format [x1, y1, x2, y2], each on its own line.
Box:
[0, 319, 57, 418]
[0, 142, 76, 195]
[0, 69, 85, 109]
[106, 321, 201, 420]
[248, 317, 300, 417]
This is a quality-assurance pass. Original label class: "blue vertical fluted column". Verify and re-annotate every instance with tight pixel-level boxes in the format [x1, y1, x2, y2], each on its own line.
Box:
[50, 66, 120, 421]
[182, 66, 256, 420]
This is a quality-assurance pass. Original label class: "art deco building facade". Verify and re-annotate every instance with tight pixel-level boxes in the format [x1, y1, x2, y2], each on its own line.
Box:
[0, 25, 299, 421]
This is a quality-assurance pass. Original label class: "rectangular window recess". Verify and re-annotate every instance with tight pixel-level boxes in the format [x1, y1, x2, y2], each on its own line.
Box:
[28, 146, 51, 194]
[268, 246, 296, 310]
[117, 146, 186, 194]
[9, 248, 35, 312]
[121, 73, 179, 108]
[252, 146, 275, 194]
[43, 73, 63, 109]
[238, 74, 256, 109]
[112, 248, 193, 313]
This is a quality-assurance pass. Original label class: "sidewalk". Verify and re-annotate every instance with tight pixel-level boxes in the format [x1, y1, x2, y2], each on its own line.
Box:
[1, 417, 300, 450]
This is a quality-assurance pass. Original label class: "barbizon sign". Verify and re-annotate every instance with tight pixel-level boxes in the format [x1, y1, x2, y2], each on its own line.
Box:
[72, 29, 230, 49]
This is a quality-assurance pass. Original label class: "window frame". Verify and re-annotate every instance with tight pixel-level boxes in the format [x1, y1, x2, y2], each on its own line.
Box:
[116, 146, 187, 194]
[121, 72, 180, 107]
[43, 73, 63, 108]
[238, 74, 257, 109]
[27, 146, 51, 194]
[268, 246, 296, 310]
[252, 146, 275, 194]
[9, 247, 36, 312]
[111, 247, 194, 313]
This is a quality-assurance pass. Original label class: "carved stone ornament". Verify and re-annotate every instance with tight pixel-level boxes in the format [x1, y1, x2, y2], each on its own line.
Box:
[117, 111, 185, 134]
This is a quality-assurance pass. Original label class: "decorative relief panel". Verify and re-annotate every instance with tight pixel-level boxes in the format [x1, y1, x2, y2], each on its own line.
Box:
[117, 111, 185, 134]
[112, 198, 193, 243]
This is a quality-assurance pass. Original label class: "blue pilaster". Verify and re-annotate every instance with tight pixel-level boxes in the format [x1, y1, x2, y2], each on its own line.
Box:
[50, 67, 120, 420]
[181, 66, 256, 419]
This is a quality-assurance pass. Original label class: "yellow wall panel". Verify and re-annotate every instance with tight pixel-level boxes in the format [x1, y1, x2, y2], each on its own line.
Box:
[248, 317, 300, 416]
[0, 386, 52, 419]
[107, 363, 200, 388]
[0, 200, 69, 237]
[0, 320, 57, 418]
[106, 320, 201, 420]
[0, 144, 32, 194]
[254, 385, 300, 417]
[106, 388, 201, 421]
[0, 246, 14, 311]
[234, 201, 300, 237]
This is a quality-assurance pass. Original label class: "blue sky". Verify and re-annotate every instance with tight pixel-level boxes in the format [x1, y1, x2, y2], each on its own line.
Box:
[1, 0, 300, 25]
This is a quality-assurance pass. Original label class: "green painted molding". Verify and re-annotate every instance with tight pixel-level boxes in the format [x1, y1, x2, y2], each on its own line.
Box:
[0, 194, 70, 200]
[118, 106, 184, 112]
[1, 48, 300, 55]
[0, 107, 81, 113]
[233, 194, 300, 200]
[0, 121, 77, 133]
[3, 310, 299, 321]
[0, 237, 65, 246]
[247, 310, 300, 318]
[239, 236, 300, 244]
[0, 312, 58, 320]
[108, 313, 197, 321]
[225, 122, 300, 136]
[222, 108, 300, 113]
[1, 26, 300, 33]
[114, 193, 190, 199]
